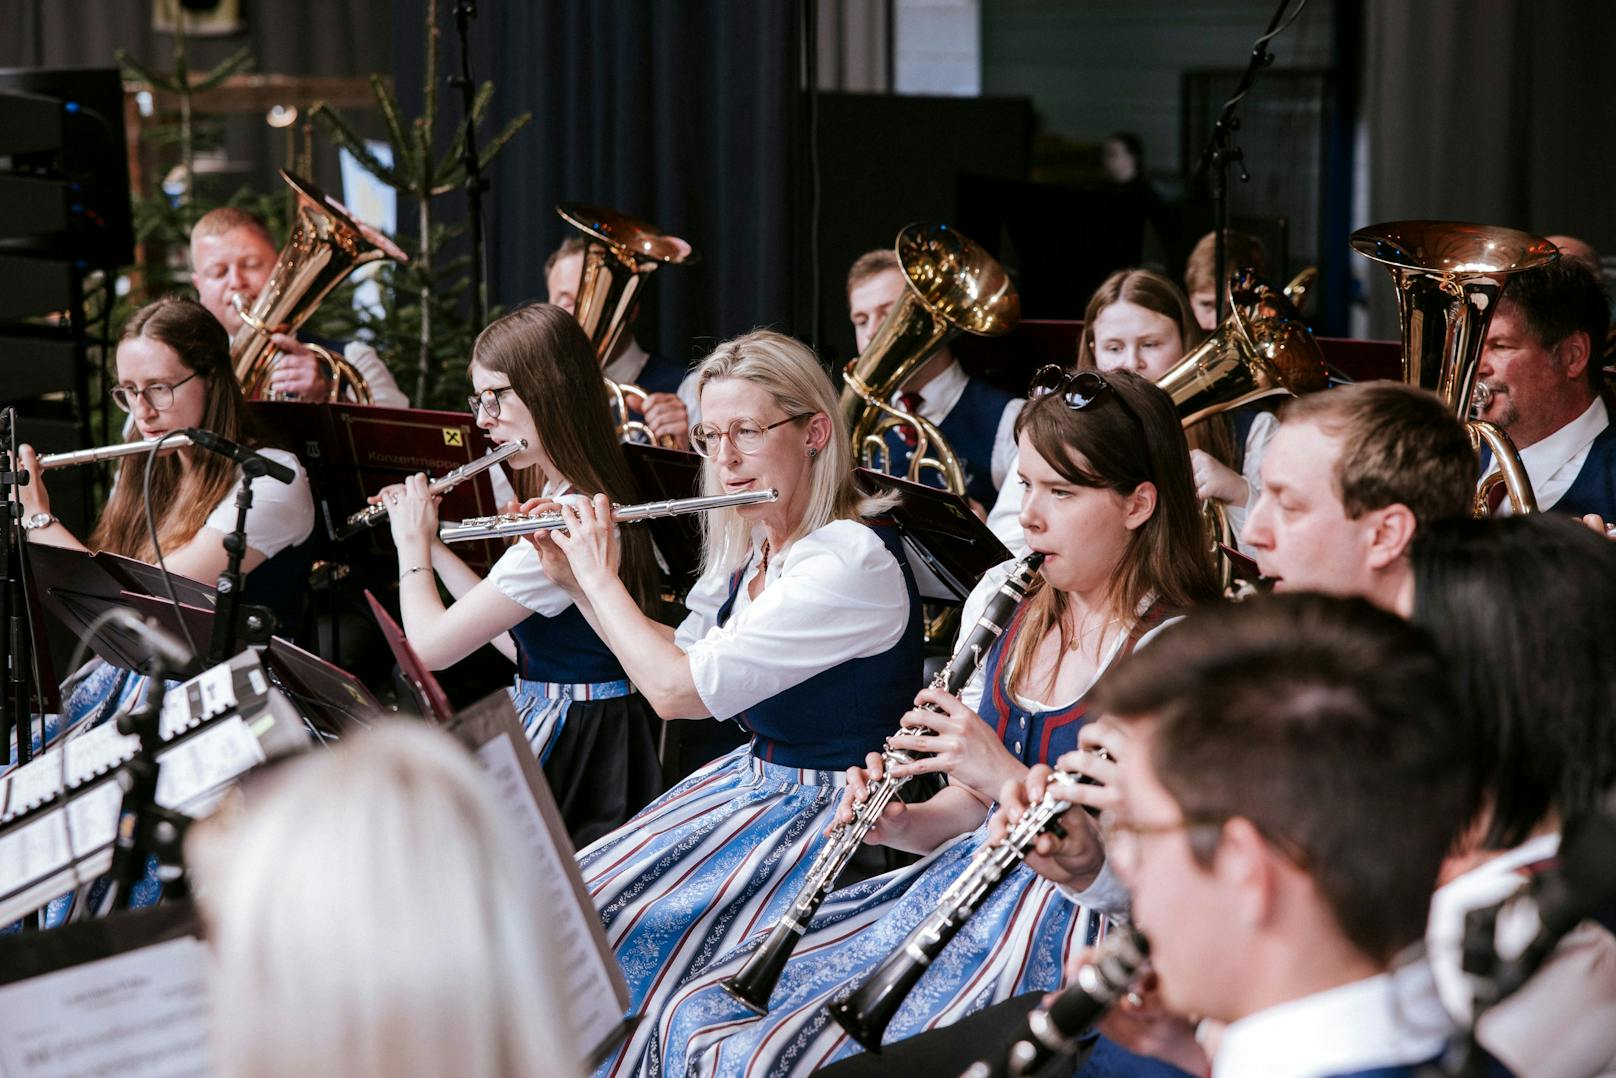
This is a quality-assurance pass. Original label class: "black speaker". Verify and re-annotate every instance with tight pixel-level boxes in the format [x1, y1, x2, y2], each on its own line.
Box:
[0, 67, 134, 267]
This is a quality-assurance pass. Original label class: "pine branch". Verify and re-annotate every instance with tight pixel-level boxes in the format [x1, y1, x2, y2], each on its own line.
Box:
[309, 102, 406, 189]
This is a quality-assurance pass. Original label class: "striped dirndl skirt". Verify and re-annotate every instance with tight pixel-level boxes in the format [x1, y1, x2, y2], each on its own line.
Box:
[579, 744, 851, 1078]
[645, 820, 1097, 1078]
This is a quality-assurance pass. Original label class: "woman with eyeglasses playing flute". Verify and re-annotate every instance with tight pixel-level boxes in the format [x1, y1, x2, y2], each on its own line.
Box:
[527, 329, 923, 1075]
[376, 302, 665, 846]
[8, 296, 314, 758]
[636, 367, 1217, 1078]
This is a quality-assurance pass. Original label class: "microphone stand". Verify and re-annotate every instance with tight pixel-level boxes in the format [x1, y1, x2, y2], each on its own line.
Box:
[97, 658, 194, 914]
[450, 0, 489, 330]
[1, 407, 39, 770]
[1190, 0, 1297, 321]
[207, 466, 277, 665]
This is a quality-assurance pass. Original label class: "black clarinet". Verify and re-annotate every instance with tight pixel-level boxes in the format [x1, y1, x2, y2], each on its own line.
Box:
[827, 767, 1090, 1052]
[717, 552, 1046, 1015]
[959, 929, 1149, 1078]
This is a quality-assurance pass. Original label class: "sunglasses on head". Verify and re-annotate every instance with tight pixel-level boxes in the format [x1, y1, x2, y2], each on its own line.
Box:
[1027, 366, 1143, 428]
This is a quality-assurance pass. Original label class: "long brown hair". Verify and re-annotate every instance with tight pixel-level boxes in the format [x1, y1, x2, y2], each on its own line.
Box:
[90, 296, 254, 560]
[1005, 369, 1218, 698]
[471, 303, 660, 612]
[1075, 268, 1237, 467]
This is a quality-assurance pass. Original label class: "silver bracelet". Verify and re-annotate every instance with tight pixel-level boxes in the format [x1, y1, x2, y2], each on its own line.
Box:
[400, 564, 431, 580]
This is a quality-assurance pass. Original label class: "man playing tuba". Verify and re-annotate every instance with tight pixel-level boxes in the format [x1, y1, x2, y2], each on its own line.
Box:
[190, 207, 408, 407]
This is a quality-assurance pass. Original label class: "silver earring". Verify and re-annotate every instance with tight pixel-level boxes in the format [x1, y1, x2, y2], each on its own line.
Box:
[807, 446, 819, 459]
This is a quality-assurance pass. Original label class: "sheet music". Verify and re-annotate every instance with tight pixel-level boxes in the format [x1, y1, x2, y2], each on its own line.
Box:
[0, 936, 212, 1077]
[475, 732, 626, 1058]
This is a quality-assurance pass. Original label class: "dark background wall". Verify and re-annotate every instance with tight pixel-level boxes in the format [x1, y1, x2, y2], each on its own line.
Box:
[4, 0, 1613, 355]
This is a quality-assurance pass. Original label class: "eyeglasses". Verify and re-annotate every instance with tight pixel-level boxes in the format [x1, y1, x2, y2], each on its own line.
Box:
[689, 414, 812, 458]
[1027, 366, 1142, 428]
[468, 386, 514, 420]
[1099, 810, 1228, 874]
[109, 373, 199, 413]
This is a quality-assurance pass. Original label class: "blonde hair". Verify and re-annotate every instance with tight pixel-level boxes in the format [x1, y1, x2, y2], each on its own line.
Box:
[846, 247, 900, 299]
[194, 722, 581, 1078]
[692, 330, 894, 573]
[190, 206, 274, 249]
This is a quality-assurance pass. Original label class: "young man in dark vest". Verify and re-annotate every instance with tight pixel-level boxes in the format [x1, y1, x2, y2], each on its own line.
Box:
[846, 248, 1021, 514]
[1475, 255, 1614, 522]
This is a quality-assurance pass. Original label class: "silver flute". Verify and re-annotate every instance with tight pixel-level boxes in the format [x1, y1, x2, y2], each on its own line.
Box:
[37, 434, 194, 469]
[438, 488, 778, 543]
[339, 439, 527, 537]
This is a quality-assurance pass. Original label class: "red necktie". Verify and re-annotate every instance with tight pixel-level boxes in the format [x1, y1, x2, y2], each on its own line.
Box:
[896, 391, 923, 448]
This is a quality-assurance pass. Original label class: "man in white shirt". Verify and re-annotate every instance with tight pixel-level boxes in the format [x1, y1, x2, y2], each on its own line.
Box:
[1474, 255, 1614, 520]
[1093, 595, 1471, 1077]
[545, 238, 698, 450]
[846, 248, 1022, 516]
[189, 207, 408, 407]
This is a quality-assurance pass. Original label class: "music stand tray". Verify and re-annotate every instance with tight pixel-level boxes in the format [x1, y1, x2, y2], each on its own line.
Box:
[855, 469, 1012, 602]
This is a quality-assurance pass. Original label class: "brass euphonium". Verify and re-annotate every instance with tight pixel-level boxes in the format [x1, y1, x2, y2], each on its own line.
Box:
[1350, 220, 1559, 515]
[557, 203, 698, 447]
[841, 224, 1020, 495]
[1155, 269, 1330, 586]
[232, 170, 408, 403]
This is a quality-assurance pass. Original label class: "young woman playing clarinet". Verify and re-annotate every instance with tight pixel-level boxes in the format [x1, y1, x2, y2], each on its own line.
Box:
[378, 302, 664, 846]
[529, 329, 924, 1074]
[12, 295, 314, 748]
[642, 367, 1217, 1077]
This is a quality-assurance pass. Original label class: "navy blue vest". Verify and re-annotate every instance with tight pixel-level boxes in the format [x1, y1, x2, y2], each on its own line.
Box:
[1480, 419, 1616, 520]
[881, 377, 1016, 506]
[977, 599, 1173, 766]
[713, 521, 922, 770]
[629, 351, 689, 399]
[1551, 421, 1616, 520]
[509, 603, 627, 685]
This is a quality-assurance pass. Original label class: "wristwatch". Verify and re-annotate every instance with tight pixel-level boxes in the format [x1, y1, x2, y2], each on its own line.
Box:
[22, 511, 57, 532]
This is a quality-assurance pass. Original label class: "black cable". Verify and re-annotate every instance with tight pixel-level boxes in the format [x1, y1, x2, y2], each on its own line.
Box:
[142, 432, 201, 662]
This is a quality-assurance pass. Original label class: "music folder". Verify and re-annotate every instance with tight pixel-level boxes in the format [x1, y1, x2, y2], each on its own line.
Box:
[621, 442, 705, 592]
[26, 544, 201, 681]
[855, 468, 1012, 602]
[251, 399, 510, 571]
[364, 589, 454, 723]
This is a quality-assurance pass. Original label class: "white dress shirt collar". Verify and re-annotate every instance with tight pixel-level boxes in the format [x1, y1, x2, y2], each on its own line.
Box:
[605, 337, 650, 387]
[1487, 396, 1609, 513]
[890, 358, 968, 423]
[1214, 963, 1453, 1078]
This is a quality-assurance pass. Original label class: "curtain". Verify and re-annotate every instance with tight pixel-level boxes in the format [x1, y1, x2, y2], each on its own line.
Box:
[397, 0, 806, 366]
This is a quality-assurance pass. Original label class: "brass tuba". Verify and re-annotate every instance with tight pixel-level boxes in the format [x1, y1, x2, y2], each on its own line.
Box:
[1350, 220, 1558, 515]
[556, 203, 698, 446]
[841, 223, 1020, 494]
[1156, 269, 1330, 587]
[231, 170, 407, 403]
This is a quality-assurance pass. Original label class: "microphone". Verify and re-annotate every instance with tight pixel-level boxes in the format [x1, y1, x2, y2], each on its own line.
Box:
[182, 428, 295, 485]
[962, 929, 1149, 1078]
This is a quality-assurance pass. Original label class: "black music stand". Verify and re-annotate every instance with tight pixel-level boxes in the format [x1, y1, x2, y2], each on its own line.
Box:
[855, 469, 1012, 603]
[365, 590, 454, 722]
[622, 443, 706, 594]
[111, 591, 381, 737]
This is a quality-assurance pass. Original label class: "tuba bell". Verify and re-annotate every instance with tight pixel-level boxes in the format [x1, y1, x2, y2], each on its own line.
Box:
[231, 170, 408, 403]
[1155, 268, 1331, 590]
[1350, 220, 1558, 515]
[841, 223, 1020, 494]
[556, 203, 698, 447]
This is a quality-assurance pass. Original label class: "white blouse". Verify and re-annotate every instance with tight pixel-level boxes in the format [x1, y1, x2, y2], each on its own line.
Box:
[485, 482, 594, 616]
[675, 519, 910, 721]
[200, 448, 315, 558]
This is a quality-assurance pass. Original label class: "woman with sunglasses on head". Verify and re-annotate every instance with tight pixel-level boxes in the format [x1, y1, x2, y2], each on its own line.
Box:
[987, 269, 1270, 555]
[10, 296, 314, 752]
[378, 302, 664, 846]
[528, 329, 922, 1075]
[637, 367, 1218, 1077]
